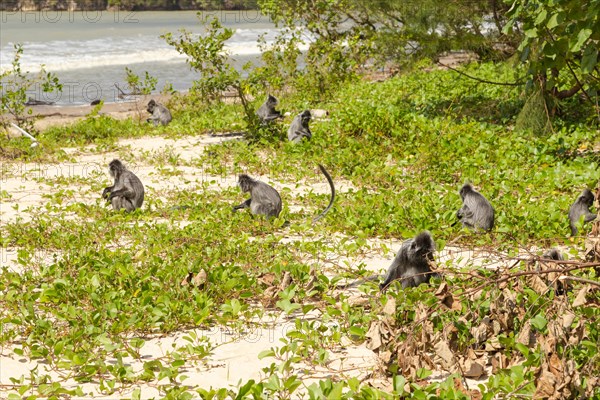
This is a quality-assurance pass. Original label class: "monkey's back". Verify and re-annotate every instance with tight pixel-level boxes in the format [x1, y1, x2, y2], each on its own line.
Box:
[464, 192, 494, 230]
[250, 182, 282, 217]
[123, 171, 145, 209]
[568, 195, 596, 235]
[160, 106, 172, 125]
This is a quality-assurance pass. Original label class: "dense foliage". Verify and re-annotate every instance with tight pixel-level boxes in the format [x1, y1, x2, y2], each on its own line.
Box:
[505, 0, 600, 102]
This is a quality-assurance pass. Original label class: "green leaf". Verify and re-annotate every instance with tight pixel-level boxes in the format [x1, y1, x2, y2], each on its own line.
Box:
[581, 45, 598, 73]
[258, 349, 275, 359]
[515, 343, 530, 356]
[531, 314, 548, 331]
[326, 382, 344, 399]
[393, 375, 407, 394]
[534, 9, 547, 25]
[349, 325, 366, 337]
[571, 28, 592, 52]
[524, 28, 538, 38]
[546, 12, 564, 29]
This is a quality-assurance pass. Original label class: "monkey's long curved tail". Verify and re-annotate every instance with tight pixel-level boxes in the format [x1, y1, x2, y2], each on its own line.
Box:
[313, 164, 336, 223]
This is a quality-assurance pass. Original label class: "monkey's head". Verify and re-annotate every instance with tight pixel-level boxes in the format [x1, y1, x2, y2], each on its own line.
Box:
[267, 95, 278, 106]
[238, 174, 256, 193]
[147, 99, 157, 113]
[580, 188, 595, 205]
[409, 231, 436, 260]
[108, 159, 126, 178]
[542, 248, 564, 261]
[459, 183, 474, 200]
[300, 110, 312, 123]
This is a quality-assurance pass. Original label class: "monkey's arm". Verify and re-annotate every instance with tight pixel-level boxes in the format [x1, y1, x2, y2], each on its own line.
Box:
[584, 212, 597, 223]
[263, 113, 282, 121]
[109, 188, 135, 200]
[102, 186, 114, 199]
[457, 204, 474, 219]
[233, 198, 251, 211]
[147, 116, 160, 126]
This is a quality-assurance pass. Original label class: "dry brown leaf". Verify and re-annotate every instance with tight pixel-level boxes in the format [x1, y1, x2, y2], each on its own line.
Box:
[263, 286, 278, 300]
[434, 281, 449, 296]
[517, 320, 534, 347]
[471, 320, 490, 345]
[347, 294, 370, 307]
[382, 297, 396, 316]
[180, 271, 193, 287]
[548, 353, 563, 377]
[561, 311, 576, 330]
[433, 339, 455, 369]
[365, 321, 384, 351]
[259, 273, 276, 285]
[485, 335, 504, 352]
[534, 369, 557, 399]
[379, 350, 392, 364]
[450, 298, 463, 311]
[279, 271, 292, 291]
[434, 282, 456, 309]
[463, 359, 486, 379]
[415, 304, 429, 322]
[530, 274, 550, 294]
[492, 352, 510, 373]
[192, 269, 207, 289]
[572, 285, 590, 307]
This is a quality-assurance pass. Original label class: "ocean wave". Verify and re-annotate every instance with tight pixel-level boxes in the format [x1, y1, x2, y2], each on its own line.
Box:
[0, 26, 311, 74]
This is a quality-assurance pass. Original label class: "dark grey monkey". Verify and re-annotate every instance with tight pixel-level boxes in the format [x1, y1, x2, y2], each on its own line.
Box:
[542, 248, 564, 261]
[288, 110, 312, 143]
[256, 94, 282, 123]
[233, 164, 335, 221]
[379, 231, 440, 292]
[146, 99, 172, 126]
[233, 174, 283, 218]
[102, 159, 145, 212]
[456, 183, 495, 231]
[568, 189, 596, 236]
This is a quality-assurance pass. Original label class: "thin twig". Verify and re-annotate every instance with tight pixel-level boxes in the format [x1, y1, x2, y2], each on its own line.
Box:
[462, 263, 600, 296]
[558, 276, 600, 288]
[437, 62, 525, 87]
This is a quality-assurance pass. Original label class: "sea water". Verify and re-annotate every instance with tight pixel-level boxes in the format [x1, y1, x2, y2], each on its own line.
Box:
[0, 10, 281, 105]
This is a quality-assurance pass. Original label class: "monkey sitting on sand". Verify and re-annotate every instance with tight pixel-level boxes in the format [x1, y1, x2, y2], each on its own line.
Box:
[146, 99, 172, 126]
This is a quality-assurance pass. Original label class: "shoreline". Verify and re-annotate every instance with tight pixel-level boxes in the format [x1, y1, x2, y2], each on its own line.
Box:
[8, 94, 174, 132]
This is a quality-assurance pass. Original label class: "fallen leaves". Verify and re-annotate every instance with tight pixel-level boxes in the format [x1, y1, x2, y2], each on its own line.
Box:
[367, 257, 600, 399]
